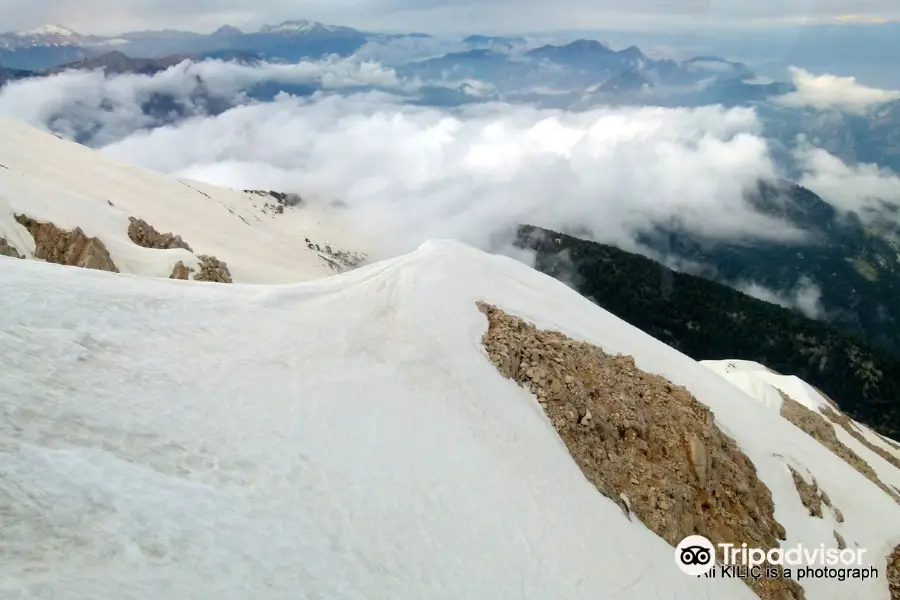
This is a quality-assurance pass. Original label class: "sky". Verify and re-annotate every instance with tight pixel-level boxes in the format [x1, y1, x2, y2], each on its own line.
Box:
[1, 0, 899, 35]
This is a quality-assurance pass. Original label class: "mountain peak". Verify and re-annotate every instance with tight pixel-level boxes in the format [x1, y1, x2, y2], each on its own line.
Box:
[212, 25, 243, 37]
[258, 19, 334, 34]
[563, 38, 612, 53]
[13, 24, 78, 37]
[617, 44, 645, 59]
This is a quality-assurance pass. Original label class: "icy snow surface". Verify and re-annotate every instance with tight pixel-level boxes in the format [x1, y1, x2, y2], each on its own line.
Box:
[1, 242, 758, 600]
[0, 242, 897, 599]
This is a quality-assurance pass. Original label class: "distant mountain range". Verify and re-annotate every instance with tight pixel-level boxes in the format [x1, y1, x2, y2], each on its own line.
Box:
[0, 20, 373, 68]
[0, 19, 790, 107]
[0, 20, 840, 113]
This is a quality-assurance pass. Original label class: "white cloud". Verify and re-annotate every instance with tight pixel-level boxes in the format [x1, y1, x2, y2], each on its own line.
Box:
[0, 57, 407, 146]
[0, 57, 825, 264]
[93, 87, 801, 258]
[795, 142, 900, 225]
[775, 67, 900, 115]
[738, 276, 824, 319]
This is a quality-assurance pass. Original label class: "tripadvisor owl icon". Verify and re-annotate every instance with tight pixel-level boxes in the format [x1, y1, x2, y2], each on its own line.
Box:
[675, 535, 716, 576]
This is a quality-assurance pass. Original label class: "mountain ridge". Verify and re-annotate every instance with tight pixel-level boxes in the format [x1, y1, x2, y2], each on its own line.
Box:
[1, 115, 899, 598]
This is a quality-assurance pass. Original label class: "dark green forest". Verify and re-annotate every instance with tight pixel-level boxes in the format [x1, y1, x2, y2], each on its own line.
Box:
[638, 180, 900, 355]
[516, 224, 900, 439]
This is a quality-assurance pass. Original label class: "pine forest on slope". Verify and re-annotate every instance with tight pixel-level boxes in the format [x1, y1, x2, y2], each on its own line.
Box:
[517, 224, 900, 440]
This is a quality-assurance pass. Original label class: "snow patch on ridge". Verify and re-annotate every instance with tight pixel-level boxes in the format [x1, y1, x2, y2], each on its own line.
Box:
[0, 116, 372, 283]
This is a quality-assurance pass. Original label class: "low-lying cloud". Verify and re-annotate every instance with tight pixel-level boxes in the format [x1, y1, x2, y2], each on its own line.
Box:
[738, 276, 824, 319]
[795, 142, 900, 226]
[95, 91, 808, 257]
[0, 57, 408, 146]
[775, 67, 900, 115]
[0, 55, 879, 266]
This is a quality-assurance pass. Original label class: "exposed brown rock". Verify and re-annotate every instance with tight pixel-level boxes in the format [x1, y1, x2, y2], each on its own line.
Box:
[787, 466, 823, 518]
[170, 261, 193, 280]
[879, 433, 900, 453]
[0, 237, 23, 258]
[127, 216, 192, 251]
[14, 214, 118, 272]
[779, 392, 900, 505]
[833, 530, 845, 550]
[833, 508, 844, 523]
[820, 405, 900, 473]
[888, 544, 900, 600]
[195, 254, 232, 283]
[477, 302, 803, 600]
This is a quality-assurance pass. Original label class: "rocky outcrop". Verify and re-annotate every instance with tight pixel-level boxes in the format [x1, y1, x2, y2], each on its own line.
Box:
[195, 255, 232, 283]
[126, 217, 232, 283]
[127, 216, 192, 251]
[820, 405, 900, 472]
[779, 393, 900, 505]
[888, 544, 900, 600]
[477, 301, 803, 600]
[245, 189, 303, 208]
[833, 530, 846, 550]
[170, 261, 193, 280]
[13, 215, 118, 272]
[880, 434, 900, 453]
[303, 237, 367, 271]
[787, 465, 830, 518]
[0, 237, 22, 258]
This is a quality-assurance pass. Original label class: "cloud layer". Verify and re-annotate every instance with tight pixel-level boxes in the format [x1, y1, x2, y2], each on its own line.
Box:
[0, 58, 407, 146]
[796, 142, 900, 225]
[93, 88, 802, 258]
[776, 67, 900, 114]
[4, 55, 895, 270]
[738, 276, 824, 318]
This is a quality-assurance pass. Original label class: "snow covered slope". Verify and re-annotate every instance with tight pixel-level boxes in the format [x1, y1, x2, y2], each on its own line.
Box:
[1, 117, 900, 599]
[703, 358, 900, 506]
[0, 241, 897, 599]
[0, 116, 370, 283]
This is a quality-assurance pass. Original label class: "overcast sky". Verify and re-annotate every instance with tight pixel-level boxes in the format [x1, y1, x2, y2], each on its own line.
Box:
[1, 0, 899, 35]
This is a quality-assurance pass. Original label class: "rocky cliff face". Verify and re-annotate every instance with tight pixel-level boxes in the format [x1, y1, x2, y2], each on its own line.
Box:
[888, 544, 900, 599]
[13, 214, 118, 272]
[127, 216, 193, 251]
[195, 255, 232, 283]
[477, 301, 804, 600]
[170, 260, 193, 280]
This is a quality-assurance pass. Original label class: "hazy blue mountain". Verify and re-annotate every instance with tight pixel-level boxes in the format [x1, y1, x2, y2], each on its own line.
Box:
[463, 34, 528, 48]
[41, 50, 192, 75]
[759, 101, 900, 175]
[0, 64, 34, 86]
[0, 20, 368, 69]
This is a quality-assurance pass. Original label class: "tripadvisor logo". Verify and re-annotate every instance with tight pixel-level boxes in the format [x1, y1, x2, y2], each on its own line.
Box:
[674, 535, 869, 577]
[676, 535, 717, 576]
